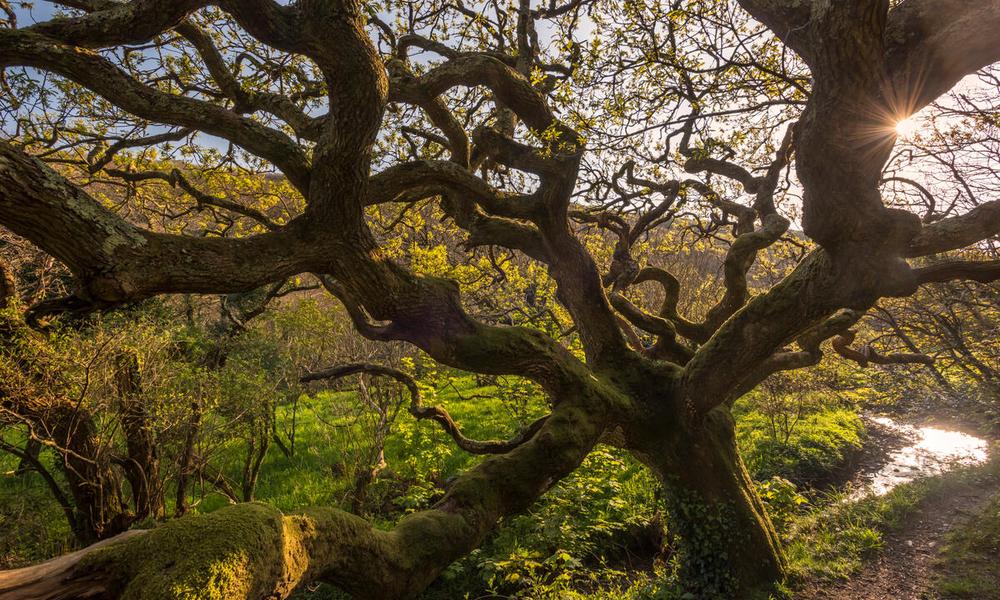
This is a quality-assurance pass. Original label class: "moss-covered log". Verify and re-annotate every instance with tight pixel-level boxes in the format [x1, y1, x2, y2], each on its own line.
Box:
[0, 394, 610, 600]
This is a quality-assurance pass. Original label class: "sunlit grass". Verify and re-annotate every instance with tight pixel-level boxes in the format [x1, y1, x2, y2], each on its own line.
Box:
[203, 375, 548, 515]
[935, 490, 1000, 598]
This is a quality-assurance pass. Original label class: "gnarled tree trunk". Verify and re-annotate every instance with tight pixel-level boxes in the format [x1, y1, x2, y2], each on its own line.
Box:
[2, 0, 1000, 598]
[635, 407, 785, 599]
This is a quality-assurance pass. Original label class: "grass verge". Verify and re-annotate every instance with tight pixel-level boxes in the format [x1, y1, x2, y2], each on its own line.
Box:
[934, 489, 1000, 599]
[787, 448, 1000, 587]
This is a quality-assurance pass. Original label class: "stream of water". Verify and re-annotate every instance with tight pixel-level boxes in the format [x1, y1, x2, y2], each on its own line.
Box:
[851, 416, 990, 497]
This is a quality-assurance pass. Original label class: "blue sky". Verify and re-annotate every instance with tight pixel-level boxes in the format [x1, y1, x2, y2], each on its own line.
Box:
[13, 2, 56, 24]
[7, 2, 241, 154]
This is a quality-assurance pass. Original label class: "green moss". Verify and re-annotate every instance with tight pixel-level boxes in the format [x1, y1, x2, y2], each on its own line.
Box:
[84, 503, 293, 600]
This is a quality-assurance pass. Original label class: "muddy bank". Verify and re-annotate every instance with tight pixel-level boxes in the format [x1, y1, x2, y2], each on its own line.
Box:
[808, 414, 912, 493]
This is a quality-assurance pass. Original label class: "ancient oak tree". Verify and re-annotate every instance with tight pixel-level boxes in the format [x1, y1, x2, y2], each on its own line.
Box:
[2, 0, 1000, 598]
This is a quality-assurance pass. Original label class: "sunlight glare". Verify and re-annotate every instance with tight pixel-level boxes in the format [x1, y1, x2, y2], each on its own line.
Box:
[916, 426, 989, 463]
[855, 417, 991, 498]
[895, 116, 919, 138]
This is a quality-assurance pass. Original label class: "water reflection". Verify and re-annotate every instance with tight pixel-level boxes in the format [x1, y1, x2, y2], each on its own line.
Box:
[852, 416, 990, 497]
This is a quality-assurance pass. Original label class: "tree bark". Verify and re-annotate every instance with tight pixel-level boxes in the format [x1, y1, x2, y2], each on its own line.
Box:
[173, 399, 201, 518]
[114, 352, 165, 522]
[13, 438, 40, 476]
[633, 406, 785, 599]
[2, 1, 1000, 597]
[51, 408, 131, 544]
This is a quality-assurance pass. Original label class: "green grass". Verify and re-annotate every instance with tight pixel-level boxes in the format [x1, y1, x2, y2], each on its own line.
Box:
[4, 382, 928, 599]
[0, 435, 75, 568]
[934, 490, 1000, 599]
[785, 485, 915, 582]
[736, 407, 866, 485]
[193, 375, 549, 513]
[786, 452, 1000, 587]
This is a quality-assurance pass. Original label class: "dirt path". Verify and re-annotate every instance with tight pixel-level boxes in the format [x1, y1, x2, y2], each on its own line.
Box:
[798, 474, 999, 600]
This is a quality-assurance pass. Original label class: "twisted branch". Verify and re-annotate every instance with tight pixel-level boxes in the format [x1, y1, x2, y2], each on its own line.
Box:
[301, 363, 548, 456]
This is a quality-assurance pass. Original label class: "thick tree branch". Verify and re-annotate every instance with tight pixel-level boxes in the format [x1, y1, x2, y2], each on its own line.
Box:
[728, 309, 861, 401]
[0, 140, 315, 303]
[906, 200, 1000, 257]
[296, 3, 387, 225]
[734, 0, 813, 58]
[386, 60, 471, 167]
[632, 267, 706, 343]
[390, 54, 567, 135]
[0, 28, 312, 192]
[700, 212, 791, 335]
[607, 292, 693, 364]
[216, 0, 309, 56]
[912, 259, 1000, 285]
[27, 0, 206, 47]
[683, 156, 761, 194]
[831, 329, 935, 367]
[886, 0, 1000, 115]
[682, 250, 845, 412]
[608, 292, 676, 340]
